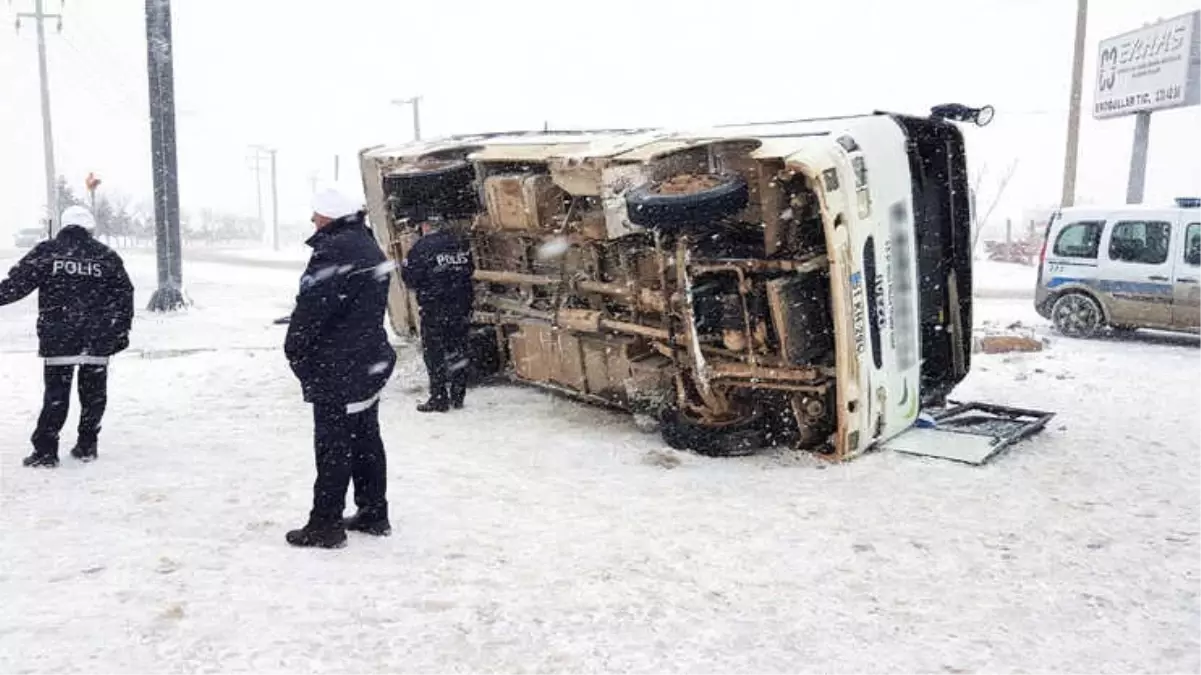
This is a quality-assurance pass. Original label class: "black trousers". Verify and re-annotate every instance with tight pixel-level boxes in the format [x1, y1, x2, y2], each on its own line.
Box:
[310, 401, 388, 525]
[420, 316, 469, 405]
[32, 363, 108, 454]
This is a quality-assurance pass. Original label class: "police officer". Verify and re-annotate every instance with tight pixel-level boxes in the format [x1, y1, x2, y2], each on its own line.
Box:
[0, 206, 134, 467]
[284, 188, 396, 549]
[400, 218, 475, 413]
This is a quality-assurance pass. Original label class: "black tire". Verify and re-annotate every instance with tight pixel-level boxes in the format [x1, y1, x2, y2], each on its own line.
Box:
[464, 324, 503, 384]
[625, 173, 748, 231]
[384, 160, 478, 221]
[1051, 292, 1104, 338]
[660, 408, 766, 457]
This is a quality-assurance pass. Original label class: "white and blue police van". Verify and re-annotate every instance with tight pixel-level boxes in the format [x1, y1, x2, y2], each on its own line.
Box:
[1035, 197, 1201, 337]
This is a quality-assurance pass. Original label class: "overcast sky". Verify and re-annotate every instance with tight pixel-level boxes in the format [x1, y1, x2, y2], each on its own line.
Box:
[2, 0, 1199, 241]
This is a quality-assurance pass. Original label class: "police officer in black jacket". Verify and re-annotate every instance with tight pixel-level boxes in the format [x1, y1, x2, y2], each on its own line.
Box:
[284, 188, 397, 549]
[400, 219, 475, 413]
[0, 206, 134, 467]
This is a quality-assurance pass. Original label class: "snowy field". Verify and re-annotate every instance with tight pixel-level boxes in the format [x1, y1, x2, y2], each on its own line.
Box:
[1, 247, 1198, 673]
[972, 259, 1040, 298]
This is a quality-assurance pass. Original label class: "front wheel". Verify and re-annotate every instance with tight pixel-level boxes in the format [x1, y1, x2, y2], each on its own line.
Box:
[660, 408, 766, 457]
[1051, 293, 1103, 338]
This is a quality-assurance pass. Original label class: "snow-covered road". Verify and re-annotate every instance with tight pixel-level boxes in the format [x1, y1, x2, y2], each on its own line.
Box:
[1, 249, 1198, 673]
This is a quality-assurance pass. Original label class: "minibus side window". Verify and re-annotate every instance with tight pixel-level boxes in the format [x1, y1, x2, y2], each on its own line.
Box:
[1052, 221, 1104, 259]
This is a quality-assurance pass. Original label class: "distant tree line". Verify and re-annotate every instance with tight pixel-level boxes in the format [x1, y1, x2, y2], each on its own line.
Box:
[56, 176, 273, 248]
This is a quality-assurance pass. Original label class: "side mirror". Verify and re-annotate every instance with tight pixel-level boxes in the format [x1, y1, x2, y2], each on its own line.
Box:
[930, 103, 995, 127]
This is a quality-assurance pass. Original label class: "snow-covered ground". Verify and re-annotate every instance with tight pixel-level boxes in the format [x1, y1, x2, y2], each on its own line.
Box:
[972, 258, 1040, 298]
[202, 245, 313, 265]
[1, 248, 1198, 673]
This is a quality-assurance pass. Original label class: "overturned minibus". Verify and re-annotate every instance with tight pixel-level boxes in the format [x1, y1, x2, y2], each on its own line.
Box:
[359, 106, 989, 460]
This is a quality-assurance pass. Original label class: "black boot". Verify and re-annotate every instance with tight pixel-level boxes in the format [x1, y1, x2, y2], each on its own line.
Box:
[285, 521, 347, 549]
[22, 452, 59, 468]
[71, 443, 98, 462]
[416, 398, 449, 413]
[344, 510, 392, 536]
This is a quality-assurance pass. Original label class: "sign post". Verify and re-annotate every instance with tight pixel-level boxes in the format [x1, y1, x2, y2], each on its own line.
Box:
[1125, 111, 1151, 204]
[1093, 10, 1201, 204]
[85, 171, 101, 213]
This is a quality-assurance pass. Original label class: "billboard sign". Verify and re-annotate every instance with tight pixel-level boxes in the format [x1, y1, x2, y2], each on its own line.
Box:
[1094, 10, 1201, 119]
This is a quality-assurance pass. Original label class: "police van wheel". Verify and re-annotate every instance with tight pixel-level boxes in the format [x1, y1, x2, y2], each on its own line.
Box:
[1051, 293, 1103, 338]
[624, 173, 749, 231]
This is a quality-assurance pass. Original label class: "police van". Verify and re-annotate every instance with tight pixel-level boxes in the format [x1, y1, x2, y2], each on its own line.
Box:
[1035, 198, 1201, 337]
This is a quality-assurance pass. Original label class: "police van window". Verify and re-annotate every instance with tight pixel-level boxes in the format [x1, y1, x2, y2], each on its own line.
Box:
[1052, 221, 1103, 258]
[1185, 223, 1200, 266]
[1108, 221, 1171, 265]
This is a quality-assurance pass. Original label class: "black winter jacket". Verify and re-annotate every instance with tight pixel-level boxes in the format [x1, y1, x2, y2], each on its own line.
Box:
[284, 213, 396, 405]
[400, 228, 475, 321]
[0, 226, 134, 358]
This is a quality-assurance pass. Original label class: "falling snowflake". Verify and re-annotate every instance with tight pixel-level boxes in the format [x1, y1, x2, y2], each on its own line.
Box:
[536, 237, 570, 261]
[373, 261, 396, 280]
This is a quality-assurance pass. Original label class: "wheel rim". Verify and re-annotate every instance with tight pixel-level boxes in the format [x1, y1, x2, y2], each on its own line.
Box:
[1054, 296, 1099, 335]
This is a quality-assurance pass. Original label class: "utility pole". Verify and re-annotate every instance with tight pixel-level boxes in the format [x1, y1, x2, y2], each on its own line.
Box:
[15, 0, 63, 236]
[145, 0, 186, 311]
[246, 149, 265, 226]
[391, 96, 423, 140]
[250, 145, 279, 251]
[269, 149, 279, 251]
[1060, 0, 1088, 208]
[333, 154, 340, 181]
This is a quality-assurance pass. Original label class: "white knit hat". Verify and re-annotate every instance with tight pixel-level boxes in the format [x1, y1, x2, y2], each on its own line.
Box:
[311, 187, 362, 220]
[61, 205, 96, 230]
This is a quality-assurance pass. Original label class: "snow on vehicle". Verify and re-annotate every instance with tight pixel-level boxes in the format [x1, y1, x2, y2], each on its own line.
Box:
[359, 106, 989, 460]
[1035, 199, 1201, 337]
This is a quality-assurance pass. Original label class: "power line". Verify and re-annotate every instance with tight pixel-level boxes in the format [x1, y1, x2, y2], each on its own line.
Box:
[57, 32, 146, 108]
[68, 13, 145, 72]
[55, 33, 145, 114]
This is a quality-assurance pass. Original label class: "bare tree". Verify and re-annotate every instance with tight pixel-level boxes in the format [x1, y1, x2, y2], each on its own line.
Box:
[971, 159, 1020, 255]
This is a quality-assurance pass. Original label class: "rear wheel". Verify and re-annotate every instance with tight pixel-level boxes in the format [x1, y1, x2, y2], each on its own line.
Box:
[383, 159, 478, 221]
[660, 407, 766, 457]
[1051, 292, 1103, 338]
